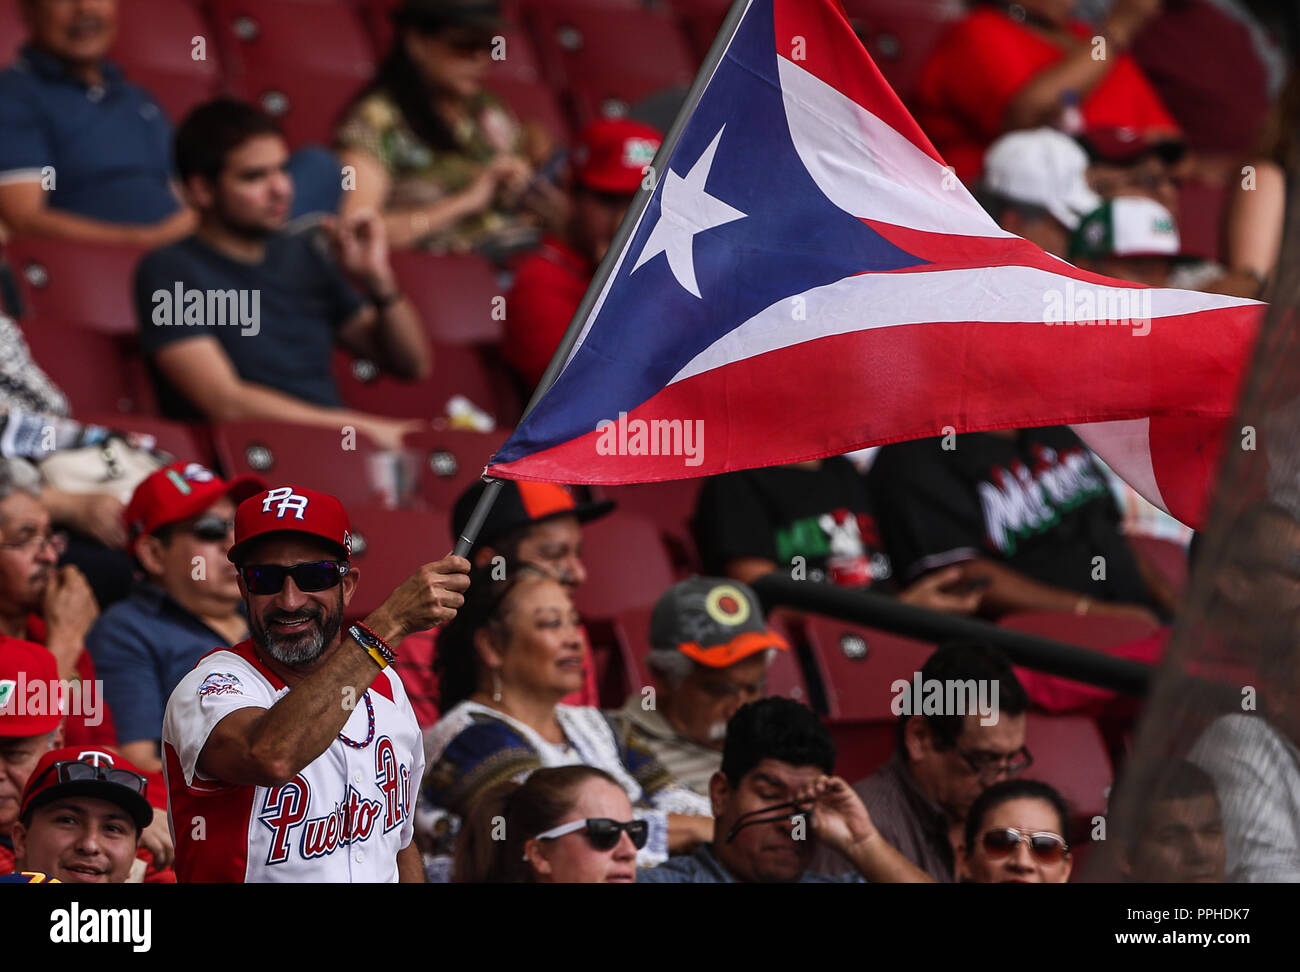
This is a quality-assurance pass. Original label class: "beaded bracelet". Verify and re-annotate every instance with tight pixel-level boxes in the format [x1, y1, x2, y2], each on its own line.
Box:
[349, 623, 395, 669]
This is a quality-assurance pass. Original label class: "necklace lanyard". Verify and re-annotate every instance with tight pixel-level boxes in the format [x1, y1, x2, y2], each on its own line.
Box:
[337, 692, 375, 749]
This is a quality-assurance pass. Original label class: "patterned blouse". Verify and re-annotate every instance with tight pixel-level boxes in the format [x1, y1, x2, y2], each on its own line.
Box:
[334, 88, 539, 256]
[420, 701, 713, 877]
[0, 314, 68, 416]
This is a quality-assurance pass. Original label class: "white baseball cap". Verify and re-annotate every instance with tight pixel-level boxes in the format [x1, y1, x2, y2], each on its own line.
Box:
[1069, 195, 1182, 261]
[981, 128, 1101, 231]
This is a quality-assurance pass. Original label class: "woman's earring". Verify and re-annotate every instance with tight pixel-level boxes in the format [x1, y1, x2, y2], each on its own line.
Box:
[492, 671, 502, 704]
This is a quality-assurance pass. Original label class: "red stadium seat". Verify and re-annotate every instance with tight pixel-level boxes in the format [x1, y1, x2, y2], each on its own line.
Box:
[666, 0, 730, 64]
[839, 0, 963, 106]
[112, 0, 222, 123]
[9, 238, 150, 335]
[998, 611, 1161, 652]
[210, 0, 375, 147]
[565, 72, 690, 128]
[388, 250, 504, 346]
[211, 420, 396, 508]
[802, 615, 935, 780]
[402, 426, 510, 513]
[571, 512, 677, 619]
[524, 1, 695, 101]
[595, 479, 702, 573]
[342, 505, 446, 618]
[611, 603, 807, 704]
[333, 344, 510, 423]
[801, 614, 935, 722]
[1, 0, 26, 66]
[78, 412, 213, 467]
[18, 320, 154, 415]
[1023, 712, 1113, 833]
[1128, 534, 1190, 596]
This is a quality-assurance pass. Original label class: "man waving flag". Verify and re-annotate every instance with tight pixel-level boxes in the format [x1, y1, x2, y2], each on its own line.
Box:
[485, 0, 1262, 529]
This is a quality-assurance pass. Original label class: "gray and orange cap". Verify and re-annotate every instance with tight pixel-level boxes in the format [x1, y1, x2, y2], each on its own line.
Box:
[650, 577, 787, 668]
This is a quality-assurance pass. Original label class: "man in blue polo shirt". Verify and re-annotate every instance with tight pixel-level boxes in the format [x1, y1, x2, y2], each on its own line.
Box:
[86, 461, 264, 774]
[0, 0, 339, 244]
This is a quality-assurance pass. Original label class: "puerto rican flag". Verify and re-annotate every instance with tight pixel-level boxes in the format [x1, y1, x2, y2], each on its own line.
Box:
[488, 0, 1263, 528]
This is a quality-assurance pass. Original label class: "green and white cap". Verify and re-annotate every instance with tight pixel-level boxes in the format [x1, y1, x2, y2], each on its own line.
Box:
[1069, 196, 1182, 261]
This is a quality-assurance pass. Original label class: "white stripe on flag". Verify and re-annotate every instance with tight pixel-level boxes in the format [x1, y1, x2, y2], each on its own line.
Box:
[668, 264, 1255, 385]
[778, 55, 1011, 238]
[1071, 418, 1172, 518]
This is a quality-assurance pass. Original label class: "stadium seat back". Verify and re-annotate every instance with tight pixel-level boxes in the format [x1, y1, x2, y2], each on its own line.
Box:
[1023, 712, 1113, 832]
[402, 426, 511, 514]
[333, 343, 507, 423]
[826, 720, 897, 784]
[10, 239, 150, 336]
[801, 614, 935, 722]
[595, 479, 703, 573]
[997, 611, 1161, 651]
[571, 512, 676, 619]
[112, 0, 222, 122]
[388, 250, 504, 345]
[211, 420, 393, 508]
[18, 320, 152, 415]
[210, 0, 374, 147]
[343, 506, 446, 618]
[524, 1, 695, 96]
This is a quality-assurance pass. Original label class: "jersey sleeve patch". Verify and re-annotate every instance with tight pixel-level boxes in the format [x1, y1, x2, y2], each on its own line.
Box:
[198, 672, 245, 698]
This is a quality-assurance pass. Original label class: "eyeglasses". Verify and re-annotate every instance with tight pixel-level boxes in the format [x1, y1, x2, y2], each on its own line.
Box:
[0, 529, 67, 555]
[725, 799, 814, 843]
[980, 827, 1069, 864]
[241, 561, 348, 596]
[31, 759, 148, 795]
[531, 817, 649, 855]
[186, 515, 235, 543]
[956, 746, 1033, 783]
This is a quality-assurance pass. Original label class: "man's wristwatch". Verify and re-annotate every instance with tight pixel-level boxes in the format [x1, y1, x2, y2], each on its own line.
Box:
[369, 288, 402, 310]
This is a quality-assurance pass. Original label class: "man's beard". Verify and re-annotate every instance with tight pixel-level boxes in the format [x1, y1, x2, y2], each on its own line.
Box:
[251, 593, 344, 667]
[214, 199, 281, 241]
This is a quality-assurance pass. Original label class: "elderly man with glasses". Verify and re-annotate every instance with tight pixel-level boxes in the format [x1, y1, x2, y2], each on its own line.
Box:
[161, 484, 469, 882]
[86, 461, 266, 774]
[811, 642, 1031, 882]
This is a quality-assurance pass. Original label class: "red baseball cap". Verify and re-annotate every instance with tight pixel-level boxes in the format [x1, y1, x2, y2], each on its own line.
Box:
[125, 461, 265, 556]
[572, 119, 663, 195]
[0, 637, 61, 737]
[20, 747, 153, 832]
[227, 485, 353, 565]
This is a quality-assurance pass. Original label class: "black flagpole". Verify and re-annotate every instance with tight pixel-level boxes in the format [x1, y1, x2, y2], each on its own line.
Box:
[453, 0, 754, 558]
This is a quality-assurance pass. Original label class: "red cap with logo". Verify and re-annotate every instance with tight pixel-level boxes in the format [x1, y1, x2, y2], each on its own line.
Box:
[227, 485, 353, 565]
[125, 461, 265, 556]
[20, 746, 153, 831]
[572, 119, 663, 195]
[0, 637, 61, 737]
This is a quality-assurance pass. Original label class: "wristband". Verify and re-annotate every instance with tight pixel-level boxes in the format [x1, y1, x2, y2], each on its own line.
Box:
[350, 623, 396, 669]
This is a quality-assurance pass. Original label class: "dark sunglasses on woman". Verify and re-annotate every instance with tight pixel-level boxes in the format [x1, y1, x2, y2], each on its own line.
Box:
[241, 561, 349, 596]
[532, 817, 649, 854]
[980, 827, 1069, 864]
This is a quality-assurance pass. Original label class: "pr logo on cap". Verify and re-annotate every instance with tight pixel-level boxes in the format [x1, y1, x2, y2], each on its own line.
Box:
[262, 487, 310, 520]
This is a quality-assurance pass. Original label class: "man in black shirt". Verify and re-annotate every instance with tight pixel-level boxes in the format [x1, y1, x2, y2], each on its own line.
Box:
[868, 427, 1173, 621]
[134, 100, 430, 451]
[693, 457, 980, 614]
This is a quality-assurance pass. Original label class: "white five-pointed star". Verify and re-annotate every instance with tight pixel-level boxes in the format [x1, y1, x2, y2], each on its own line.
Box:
[631, 125, 746, 298]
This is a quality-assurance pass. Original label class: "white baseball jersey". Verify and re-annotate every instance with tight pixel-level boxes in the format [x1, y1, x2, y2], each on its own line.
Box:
[162, 640, 423, 883]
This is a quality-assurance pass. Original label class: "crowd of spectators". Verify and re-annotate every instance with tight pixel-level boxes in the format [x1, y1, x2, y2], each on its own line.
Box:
[0, 0, 1292, 884]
